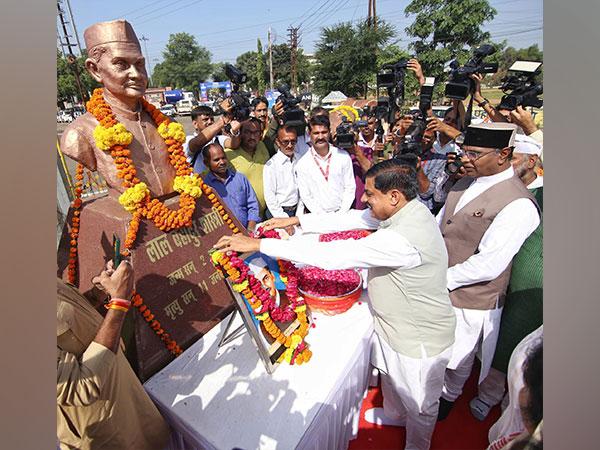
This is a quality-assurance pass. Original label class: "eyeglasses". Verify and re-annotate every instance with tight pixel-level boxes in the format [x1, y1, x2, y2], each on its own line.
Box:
[463, 149, 499, 161]
[279, 140, 297, 147]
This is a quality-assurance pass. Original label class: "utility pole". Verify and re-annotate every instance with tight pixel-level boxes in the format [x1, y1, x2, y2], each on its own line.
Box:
[57, 0, 87, 103]
[140, 35, 153, 87]
[268, 27, 274, 91]
[367, 0, 377, 30]
[287, 26, 299, 93]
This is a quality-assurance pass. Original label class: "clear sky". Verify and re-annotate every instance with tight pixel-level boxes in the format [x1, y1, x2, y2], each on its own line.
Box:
[65, 0, 542, 74]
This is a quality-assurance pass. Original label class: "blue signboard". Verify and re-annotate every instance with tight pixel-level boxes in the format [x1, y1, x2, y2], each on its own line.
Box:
[164, 89, 183, 104]
[199, 81, 232, 101]
[265, 89, 282, 110]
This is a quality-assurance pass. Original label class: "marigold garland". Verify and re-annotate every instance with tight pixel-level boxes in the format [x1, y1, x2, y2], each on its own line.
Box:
[69, 88, 245, 358]
[66, 163, 84, 285]
[211, 228, 313, 366]
[86, 87, 204, 248]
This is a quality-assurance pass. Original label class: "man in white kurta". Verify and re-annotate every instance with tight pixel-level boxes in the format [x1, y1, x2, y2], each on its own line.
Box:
[263, 126, 303, 218]
[294, 115, 355, 214]
[435, 123, 540, 420]
[216, 160, 456, 450]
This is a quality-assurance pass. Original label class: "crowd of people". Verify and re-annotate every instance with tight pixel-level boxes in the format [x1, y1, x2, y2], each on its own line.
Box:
[210, 61, 544, 450]
[56, 21, 543, 448]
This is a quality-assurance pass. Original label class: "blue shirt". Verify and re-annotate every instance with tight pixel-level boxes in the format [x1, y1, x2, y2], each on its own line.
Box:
[204, 169, 261, 228]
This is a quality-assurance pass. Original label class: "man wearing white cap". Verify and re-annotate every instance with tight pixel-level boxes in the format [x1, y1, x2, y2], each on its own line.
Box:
[435, 123, 540, 420]
[468, 133, 544, 422]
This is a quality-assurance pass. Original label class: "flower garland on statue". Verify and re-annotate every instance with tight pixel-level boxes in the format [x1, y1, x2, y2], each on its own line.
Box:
[66, 88, 240, 356]
[86, 87, 204, 249]
[210, 228, 312, 365]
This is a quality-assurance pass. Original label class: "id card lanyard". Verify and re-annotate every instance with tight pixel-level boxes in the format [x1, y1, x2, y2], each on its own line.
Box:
[311, 147, 332, 182]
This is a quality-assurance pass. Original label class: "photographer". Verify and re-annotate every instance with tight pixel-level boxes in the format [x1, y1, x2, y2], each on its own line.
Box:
[471, 74, 543, 150]
[187, 100, 242, 173]
[251, 96, 270, 138]
[471, 73, 512, 124]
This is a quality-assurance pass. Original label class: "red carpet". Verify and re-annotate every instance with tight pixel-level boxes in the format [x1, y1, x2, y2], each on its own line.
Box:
[350, 363, 501, 450]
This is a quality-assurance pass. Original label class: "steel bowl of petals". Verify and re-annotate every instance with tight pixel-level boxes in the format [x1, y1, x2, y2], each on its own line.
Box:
[297, 267, 362, 316]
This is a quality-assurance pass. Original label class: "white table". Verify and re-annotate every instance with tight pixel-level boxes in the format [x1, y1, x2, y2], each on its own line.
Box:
[144, 292, 375, 450]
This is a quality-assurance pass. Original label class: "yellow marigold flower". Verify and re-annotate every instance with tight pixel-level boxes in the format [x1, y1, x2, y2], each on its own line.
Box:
[232, 280, 249, 292]
[294, 304, 306, 314]
[157, 121, 186, 143]
[257, 313, 269, 321]
[173, 175, 203, 198]
[290, 334, 302, 350]
[283, 347, 294, 363]
[118, 183, 149, 213]
[210, 250, 223, 265]
[93, 123, 133, 151]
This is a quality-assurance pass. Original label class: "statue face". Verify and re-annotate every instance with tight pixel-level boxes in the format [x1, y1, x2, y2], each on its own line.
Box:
[90, 43, 148, 100]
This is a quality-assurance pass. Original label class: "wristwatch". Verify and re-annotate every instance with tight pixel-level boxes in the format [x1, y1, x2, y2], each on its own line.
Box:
[477, 98, 490, 108]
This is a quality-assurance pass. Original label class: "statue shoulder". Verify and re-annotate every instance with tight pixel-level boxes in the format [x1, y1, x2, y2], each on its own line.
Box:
[60, 113, 99, 171]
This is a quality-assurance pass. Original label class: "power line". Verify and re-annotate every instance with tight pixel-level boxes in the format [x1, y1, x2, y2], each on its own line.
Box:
[134, 0, 206, 26]
[128, 0, 191, 21]
[112, 0, 171, 20]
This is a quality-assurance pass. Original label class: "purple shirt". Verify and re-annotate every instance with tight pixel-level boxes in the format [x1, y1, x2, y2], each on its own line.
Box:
[204, 169, 261, 228]
[351, 145, 374, 210]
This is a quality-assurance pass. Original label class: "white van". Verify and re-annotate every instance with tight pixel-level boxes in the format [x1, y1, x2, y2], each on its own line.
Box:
[175, 99, 197, 116]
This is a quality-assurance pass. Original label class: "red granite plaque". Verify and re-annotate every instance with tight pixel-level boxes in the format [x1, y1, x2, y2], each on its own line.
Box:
[57, 191, 245, 381]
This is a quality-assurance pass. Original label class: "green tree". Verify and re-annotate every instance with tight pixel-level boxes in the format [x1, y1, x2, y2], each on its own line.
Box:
[271, 44, 311, 90]
[152, 33, 212, 92]
[404, 0, 497, 87]
[256, 39, 266, 94]
[313, 19, 395, 98]
[57, 49, 100, 106]
[211, 62, 228, 82]
[235, 50, 266, 91]
[488, 44, 543, 86]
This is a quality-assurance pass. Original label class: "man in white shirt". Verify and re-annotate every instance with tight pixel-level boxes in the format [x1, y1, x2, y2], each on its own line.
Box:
[215, 160, 456, 450]
[294, 115, 356, 214]
[435, 123, 540, 421]
[469, 133, 544, 421]
[263, 126, 303, 218]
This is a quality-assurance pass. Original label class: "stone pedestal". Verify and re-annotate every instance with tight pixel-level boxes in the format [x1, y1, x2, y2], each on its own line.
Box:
[58, 191, 245, 381]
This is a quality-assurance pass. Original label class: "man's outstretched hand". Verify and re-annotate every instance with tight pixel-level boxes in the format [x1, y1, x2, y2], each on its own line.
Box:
[214, 234, 261, 253]
[260, 217, 300, 231]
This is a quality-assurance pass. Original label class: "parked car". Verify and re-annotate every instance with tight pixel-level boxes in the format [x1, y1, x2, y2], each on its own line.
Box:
[175, 99, 197, 116]
[159, 104, 176, 117]
[57, 110, 74, 123]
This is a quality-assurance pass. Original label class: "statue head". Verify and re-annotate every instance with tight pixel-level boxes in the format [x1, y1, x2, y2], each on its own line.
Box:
[84, 20, 148, 104]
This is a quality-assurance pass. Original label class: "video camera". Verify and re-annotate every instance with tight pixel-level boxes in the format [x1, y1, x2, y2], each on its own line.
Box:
[335, 116, 368, 149]
[444, 44, 498, 100]
[397, 78, 435, 158]
[376, 58, 410, 124]
[224, 63, 251, 121]
[498, 61, 543, 110]
[276, 84, 306, 128]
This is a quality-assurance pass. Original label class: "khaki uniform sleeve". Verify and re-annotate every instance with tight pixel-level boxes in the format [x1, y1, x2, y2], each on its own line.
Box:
[56, 341, 116, 407]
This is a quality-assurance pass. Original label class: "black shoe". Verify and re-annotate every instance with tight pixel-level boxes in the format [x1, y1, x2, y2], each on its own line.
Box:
[437, 398, 455, 421]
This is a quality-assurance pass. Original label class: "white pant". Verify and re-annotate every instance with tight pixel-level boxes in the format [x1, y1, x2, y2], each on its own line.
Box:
[371, 333, 452, 450]
[443, 306, 503, 401]
[478, 367, 508, 408]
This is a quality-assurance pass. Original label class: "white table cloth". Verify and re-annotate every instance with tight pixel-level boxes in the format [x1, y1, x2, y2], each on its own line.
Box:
[144, 293, 375, 450]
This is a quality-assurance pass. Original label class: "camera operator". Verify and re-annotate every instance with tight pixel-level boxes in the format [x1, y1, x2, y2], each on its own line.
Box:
[251, 96, 270, 138]
[471, 73, 516, 124]
[470, 73, 543, 155]
[267, 102, 329, 157]
[187, 101, 242, 174]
